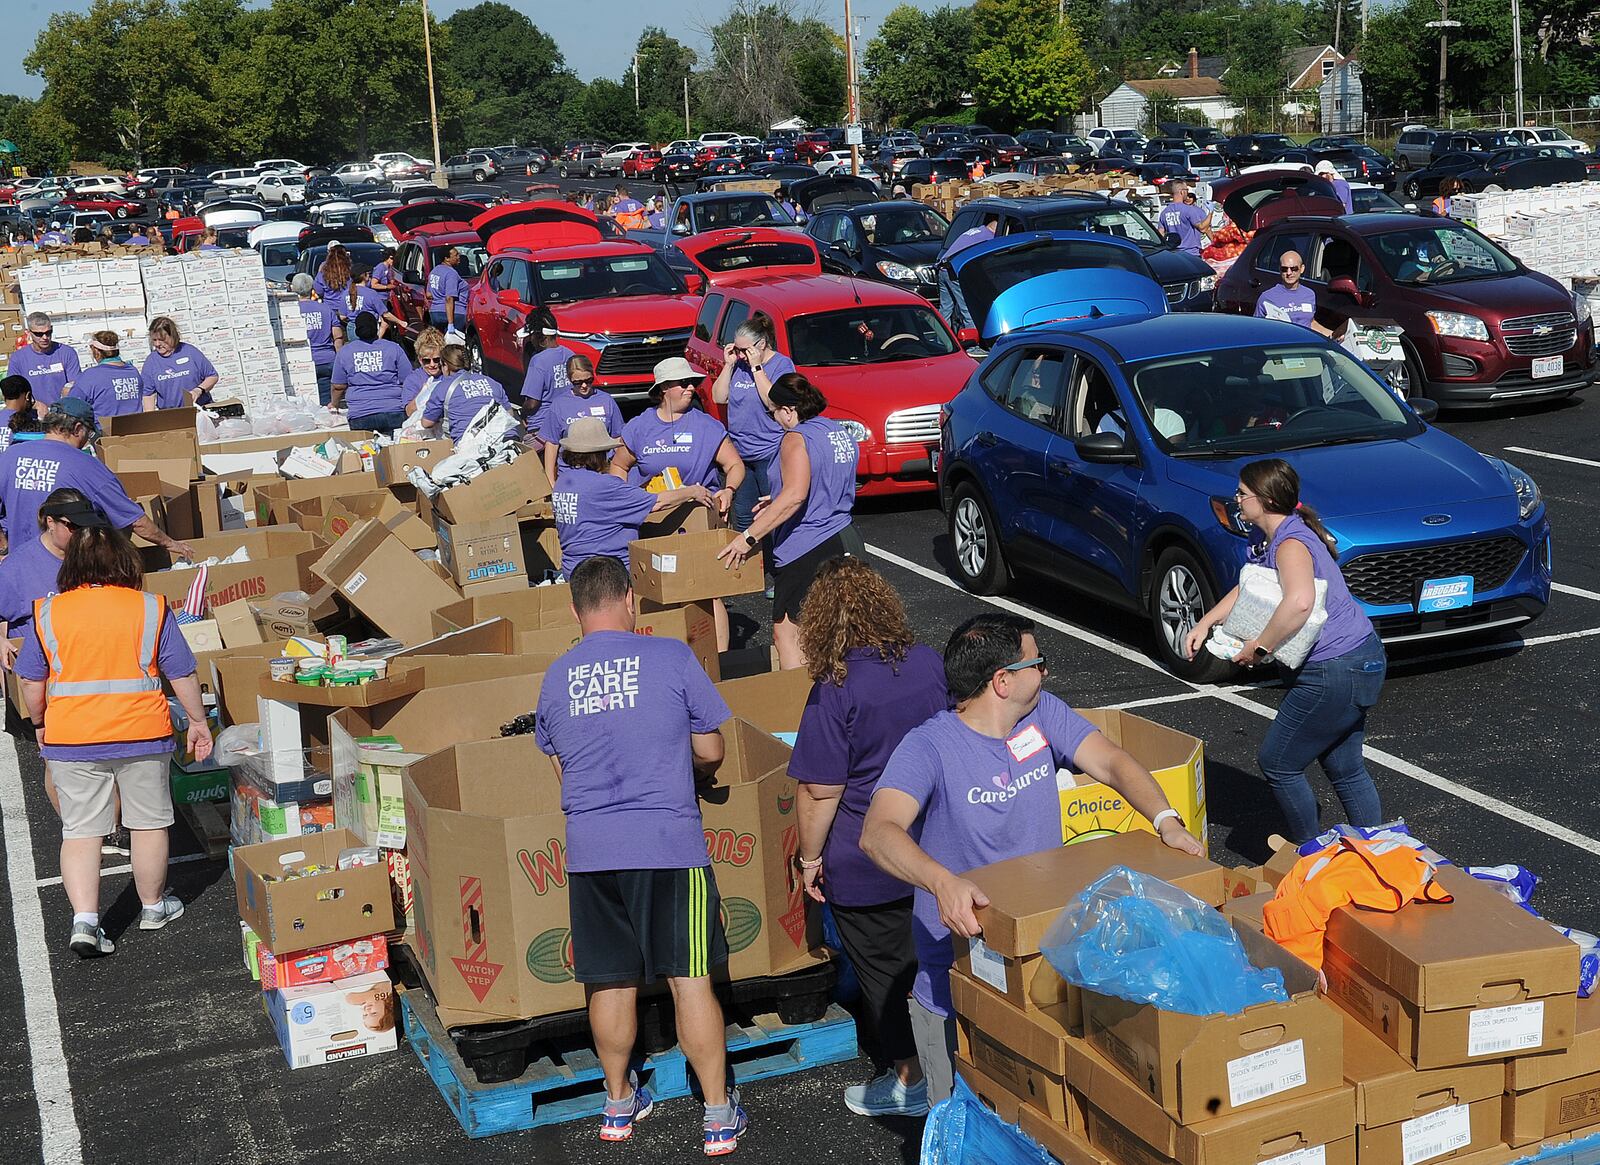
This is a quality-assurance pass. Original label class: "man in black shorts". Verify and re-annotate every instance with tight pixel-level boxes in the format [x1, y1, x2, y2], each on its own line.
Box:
[535, 556, 748, 1155]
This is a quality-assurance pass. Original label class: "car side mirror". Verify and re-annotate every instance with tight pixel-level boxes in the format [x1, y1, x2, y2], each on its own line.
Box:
[682, 271, 705, 295]
[1407, 397, 1440, 422]
[1329, 276, 1374, 307]
[672, 221, 691, 236]
[957, 326, 980, 347]
[496, 289, 520, 307]
[1074, 432, 1137, 463]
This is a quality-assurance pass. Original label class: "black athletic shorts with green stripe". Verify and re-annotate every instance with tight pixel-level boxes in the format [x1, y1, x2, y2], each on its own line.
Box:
[569, 867, 729, 985]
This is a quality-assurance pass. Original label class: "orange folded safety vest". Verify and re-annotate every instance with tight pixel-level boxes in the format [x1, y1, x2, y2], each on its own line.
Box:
[33, 587, 171, 747]
[1263, 836, 1454, 970]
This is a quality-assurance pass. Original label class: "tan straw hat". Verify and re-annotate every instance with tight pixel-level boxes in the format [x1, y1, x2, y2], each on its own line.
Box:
[559, 416, 622, 453]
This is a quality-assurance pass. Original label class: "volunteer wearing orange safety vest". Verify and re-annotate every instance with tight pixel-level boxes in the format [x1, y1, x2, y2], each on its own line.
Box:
[16, 503, 213, 959]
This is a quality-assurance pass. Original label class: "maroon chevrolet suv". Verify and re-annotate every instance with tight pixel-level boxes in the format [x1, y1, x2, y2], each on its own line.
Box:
[1216, 211, 1596, 407]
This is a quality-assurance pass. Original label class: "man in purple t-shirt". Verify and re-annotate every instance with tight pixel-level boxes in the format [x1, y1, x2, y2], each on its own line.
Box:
[937, 214, 999, 333]
[10, 313, 81, 406]
[534, 557, 748, 1153]
[1157, 181, 1211, 256]
[1254, 249, 1316, 327]
[860, 614, 1203, 1105]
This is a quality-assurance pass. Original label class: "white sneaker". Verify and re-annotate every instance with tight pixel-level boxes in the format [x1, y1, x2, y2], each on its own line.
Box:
[844, 1070, 929, 1117]
[138, 893, 184, 931]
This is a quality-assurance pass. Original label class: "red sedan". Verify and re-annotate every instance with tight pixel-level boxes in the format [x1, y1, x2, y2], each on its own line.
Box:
[62, 193, 142, 219]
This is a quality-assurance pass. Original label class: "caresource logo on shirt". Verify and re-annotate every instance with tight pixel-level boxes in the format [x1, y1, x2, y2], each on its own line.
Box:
[352, 351, 384, 373]
[14, 455, 59, 493]
[567, 656, 640, 716]
[966, 757, 1054, 805]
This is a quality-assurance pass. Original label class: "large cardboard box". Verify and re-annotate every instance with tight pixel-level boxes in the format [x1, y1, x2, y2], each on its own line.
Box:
[430, 584, 575, 638]
[1061, 709, 1207, 846]
[1344, 1015, 1506, 1162]
[1080, 916, 1344, 1123]
[950, 831, 1230, 1026]
[145, 554, 305, 615]
[950, 968, 1076, 1123]
[102, 406, 200, 475]
[1507, 995, 1600, 1092]
[1070, 1037, 1358, 1165]
[1015, 1106, 1113, 1165]
[1503, 1066, 1600, 1147]
[1319, 864, 1579, 1069]
[715, 668, 814, 737]
[264, 969, 397, 1070]
[431, 455, 551, 524]
[434, 515, 526, 587]
[373, 438, 453, 489]
[320, 491, 435, 552]
[311, 518, 462, 644]
[402, 736, 583, 1020]
[953, 1057, 1103, 1161]
[629, 529, 765, 603]
[232, 827, 395, 951]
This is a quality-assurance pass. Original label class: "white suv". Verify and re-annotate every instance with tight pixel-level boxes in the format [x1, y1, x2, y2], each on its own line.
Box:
[1507, 126, 1591, 154]
[256, 173, 307, 204]
[208, 167, 262, 189]
[1086, 127, 1145, 155]
[598, 142, 650, 174]
[66, 175, 127, 196]
[698, 131, 740, 146]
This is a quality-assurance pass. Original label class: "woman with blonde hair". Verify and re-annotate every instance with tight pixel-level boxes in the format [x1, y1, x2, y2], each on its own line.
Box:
[789, 556, 947, 1119]
[403, 326, 448, 416]
[140, 317, 219, 410]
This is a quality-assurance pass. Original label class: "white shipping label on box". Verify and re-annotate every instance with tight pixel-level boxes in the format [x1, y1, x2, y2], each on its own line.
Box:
[1263, 1147, 1326, 1165]
[342, 571, 368, 596]
[1466, 1000, 1544, 1057]
[966, 938, 1009, 993]
[1400, 1103, 1472, 1165]
[1225, 1038, 1307, 1107]
[651, 553, 678, 573]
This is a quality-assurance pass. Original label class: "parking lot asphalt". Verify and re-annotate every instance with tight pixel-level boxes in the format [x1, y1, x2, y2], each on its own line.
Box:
[6, 176, 1600, 1164]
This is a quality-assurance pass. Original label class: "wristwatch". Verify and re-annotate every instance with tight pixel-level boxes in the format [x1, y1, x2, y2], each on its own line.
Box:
[1252, 644, 1272, 659]
[741, 532, 757, 548]
[751, 363, 764, 373]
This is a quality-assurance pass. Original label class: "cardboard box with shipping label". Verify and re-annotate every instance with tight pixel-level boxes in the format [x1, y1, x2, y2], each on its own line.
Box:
[629, 529, 764, 604]
[373, 438, 453, 488]
[232, 827, 395, 952]
[258, 933, 389, 992]
[1059, 708, 1206, 846]
[1507, 995, 1600, 1092]
[1080, 916, 1344, 1124]
[1320, 863, 1579, 1069]
[434, 515, 527, 587]
[1503, 1066, 1600, 1147]
[950, 968, 1076, 1124]
[311, 518, 462, 645]
[264, 969, 397, 1069]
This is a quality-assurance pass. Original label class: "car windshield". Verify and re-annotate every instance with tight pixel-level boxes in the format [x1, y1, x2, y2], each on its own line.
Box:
[532, 253, 681, 302]
[1022, 206, 1165, 246]
[1192, 152, 1224, 167]
[697, 196, 794, 228]
[1351, 188, 1405, 213]
[1128, 344, 1419, 457]
[855, 205, 947, 244]
[1368, 225, 1517, 284]
[302, 242, 386, 272]
[788, 305, 956, 366]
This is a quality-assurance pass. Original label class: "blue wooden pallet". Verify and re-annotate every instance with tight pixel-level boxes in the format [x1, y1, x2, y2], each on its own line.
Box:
[401, 988, 859, 1139]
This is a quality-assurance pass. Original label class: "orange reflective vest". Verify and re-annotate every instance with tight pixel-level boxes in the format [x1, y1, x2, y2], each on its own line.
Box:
[33, 587, 171, 747]
[615, 209, 649, 231]
[1263, 837, 1454, 970]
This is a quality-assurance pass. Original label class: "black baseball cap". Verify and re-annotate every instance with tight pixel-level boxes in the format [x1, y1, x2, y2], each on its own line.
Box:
[38, 498, 111, 528]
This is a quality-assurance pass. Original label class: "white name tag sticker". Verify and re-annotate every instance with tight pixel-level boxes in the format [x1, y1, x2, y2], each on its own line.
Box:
[1467, 1000, 1544, 1057]
[1226, 1039, 1307, 1107]
[342, 571, 368, 596]
[1005, 724, 1047, 762]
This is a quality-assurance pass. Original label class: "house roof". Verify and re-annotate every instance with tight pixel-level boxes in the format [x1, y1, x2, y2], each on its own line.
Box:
[1284, 44, 1341, 88]
[1122, 78, 1228, 99]
[1154, 55, 1229, 79]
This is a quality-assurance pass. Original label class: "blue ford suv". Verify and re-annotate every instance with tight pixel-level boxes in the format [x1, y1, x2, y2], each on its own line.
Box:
[938, 234, 1552, 680]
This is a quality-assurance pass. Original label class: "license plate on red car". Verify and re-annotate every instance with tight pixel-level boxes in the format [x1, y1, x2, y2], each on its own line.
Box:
[1532, 355, 1564, 379]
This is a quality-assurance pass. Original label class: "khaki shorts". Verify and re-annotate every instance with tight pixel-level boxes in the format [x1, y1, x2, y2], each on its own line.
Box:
[51, 755, 173, 839]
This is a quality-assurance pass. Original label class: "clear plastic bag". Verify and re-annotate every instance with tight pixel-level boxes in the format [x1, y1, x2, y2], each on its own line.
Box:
[1040, 866, 1289, 1016]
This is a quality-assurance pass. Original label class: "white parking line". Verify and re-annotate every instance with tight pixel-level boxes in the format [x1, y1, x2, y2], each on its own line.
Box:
[33, 851, 211, 891]
[1553, 582, 1600, 602]
[1505, 446, 1600, 469]
[0, 736, 82, 1164]
[866, 542, 1600, 857]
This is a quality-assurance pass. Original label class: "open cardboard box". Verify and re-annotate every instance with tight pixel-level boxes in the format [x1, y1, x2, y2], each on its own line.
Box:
[954, 1056, 1105, 1163]
[259, 661, 425, 708]
[311, 518, 462, 645]
[1061, 708, 1206, 846]
[373, 437, 453, 489]
[232, 827, 395, 952]
[320, 490, 435, 552]
[101, 405, 200, 475]
[254, 472, 379, 526]
[714, 668, 814, 737]
[431, 455, 551, 524]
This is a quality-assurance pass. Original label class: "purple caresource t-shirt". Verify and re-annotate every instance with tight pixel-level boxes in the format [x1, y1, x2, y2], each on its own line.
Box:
[551, 466, 657, 570]
[1157, 201, 1210, 255]
[428, 263, 467, 316]
[71, 360, 143, 419]
[298, 299, 342, 368]
[0, 440, 144, 546]
[520, 345, 576, 418]
[422, 371, 511, 442]
[331, 338, 409, 417]
[940, 224, 995, 262]
[877, 692, 1098, 1017]
[140, 343, 218, 409]
[724, 351, 793, 464]
[768, 417, 858, 567]
[788, 644, 949, 907]
[536, 631, 730, 872]
[402, 368, 437, 410]
[0, 534, 62, 634]
[9, 343, 81, 406]
[537, 388, 623, 447]
[1263, 513, 1374, 663]
[1254, 284, 1317, 328]
[14, 595, 197, 760]
[622, 407, 729, 489]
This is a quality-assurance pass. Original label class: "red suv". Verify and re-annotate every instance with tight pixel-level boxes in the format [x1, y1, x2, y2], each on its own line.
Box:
[465, 202, 700, 401]
[680, 228, 975, 496]
[1215, 201, 1597, 407]
[795, 133, 831, 162]
[621, 150, 662, 178]
[381, 199, 490, 331]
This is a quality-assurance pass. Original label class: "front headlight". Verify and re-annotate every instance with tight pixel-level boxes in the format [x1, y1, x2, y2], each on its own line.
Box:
[876, 260, 917, 282]
[1506, 459, 1543, 520]
[1196, 274, 1217, 292]
[1209, 496, 1250, 537]
[1575, 290, 1593, 325]
[838, 419, 871, 443]
[1426, 310, 1490, 342]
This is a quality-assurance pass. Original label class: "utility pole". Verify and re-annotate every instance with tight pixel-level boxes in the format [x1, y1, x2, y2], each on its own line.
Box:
[634, 54, 641, 109]
[684, 75, 691, 137]
[1511, 0, 1525, 127]
[420, 0, 446, 189]
[1361, 0, 1369, 40]
[844, 0, 860, 176]
[1334, 0, 1343, 54]
[1425, 2, 1459, 125]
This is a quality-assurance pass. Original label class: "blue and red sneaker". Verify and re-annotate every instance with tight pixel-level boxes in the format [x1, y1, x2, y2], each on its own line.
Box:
[702, 1089, 748, 1157]
[599, 1073, 653, 1142]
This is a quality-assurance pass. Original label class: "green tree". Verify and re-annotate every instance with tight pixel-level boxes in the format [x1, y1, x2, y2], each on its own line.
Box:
[560, 79, 645, 143]
[444, 2, 577, 149]
[700, 0, 843, 132]
[1227, 4, 1301, 102]
[970, 0, 1095, 129]
[861, 4, 974, 125]
[630, 27, 698, 119]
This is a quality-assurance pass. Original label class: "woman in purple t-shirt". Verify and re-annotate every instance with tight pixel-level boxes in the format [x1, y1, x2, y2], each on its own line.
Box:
[1184, 459, 1385, 842]
[790, 558, 948, 1119]
[717, 373, 860, 670]
[709, 312, 795, 534]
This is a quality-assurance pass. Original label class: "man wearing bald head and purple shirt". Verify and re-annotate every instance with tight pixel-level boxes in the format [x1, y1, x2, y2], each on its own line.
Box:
[1254, 249, 1316, 327]
[9, 313, 79, 408]
[1158, 181, 1212, 256]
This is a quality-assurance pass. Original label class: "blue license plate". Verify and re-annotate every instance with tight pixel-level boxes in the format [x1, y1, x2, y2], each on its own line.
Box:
[1418, 574, 1474, 613]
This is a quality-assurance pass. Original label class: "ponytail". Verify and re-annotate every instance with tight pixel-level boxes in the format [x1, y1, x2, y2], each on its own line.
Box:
[1239, 458, 1337, 553]
[735, 311, 777, 350]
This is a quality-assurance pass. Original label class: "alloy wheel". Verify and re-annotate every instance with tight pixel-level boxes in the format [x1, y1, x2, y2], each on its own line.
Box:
[1156, 564, 1204, 657]
[953, 496, 988, 580]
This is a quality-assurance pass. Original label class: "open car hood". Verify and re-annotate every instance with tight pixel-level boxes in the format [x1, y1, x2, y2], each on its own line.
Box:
[949, 230, 1166, 342]
[675, 228, 822, 284]
[787, 174, 879, 212]
[382, 199, 485, 236]
[473, 202, 603, 253]
[1213, 171, 1346, 231]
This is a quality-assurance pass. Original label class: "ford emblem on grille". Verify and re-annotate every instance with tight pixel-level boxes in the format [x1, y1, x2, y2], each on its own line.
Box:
[1422, 514, 1451, 525]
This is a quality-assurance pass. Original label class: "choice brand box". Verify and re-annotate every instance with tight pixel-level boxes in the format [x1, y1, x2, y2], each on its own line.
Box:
[1060, 709, 1206, 845]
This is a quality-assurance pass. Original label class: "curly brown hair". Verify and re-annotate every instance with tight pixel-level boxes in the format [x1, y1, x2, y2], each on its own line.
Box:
[798, 557, 915, 685]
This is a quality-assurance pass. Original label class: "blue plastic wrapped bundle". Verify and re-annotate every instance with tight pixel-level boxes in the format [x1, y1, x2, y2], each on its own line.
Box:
[921, 1078, 1055, 1165]
[1039, 866, 1289, 1017]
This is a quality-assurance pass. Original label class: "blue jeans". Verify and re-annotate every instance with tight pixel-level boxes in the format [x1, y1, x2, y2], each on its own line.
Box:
[315, 365, 332, 406]
[429, 311, 456, 333]
[1258, 633, 1387, 843]
[731, 453, 772, 533]
[938, 266, 973, 333]
[349, 410, 408, 437]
